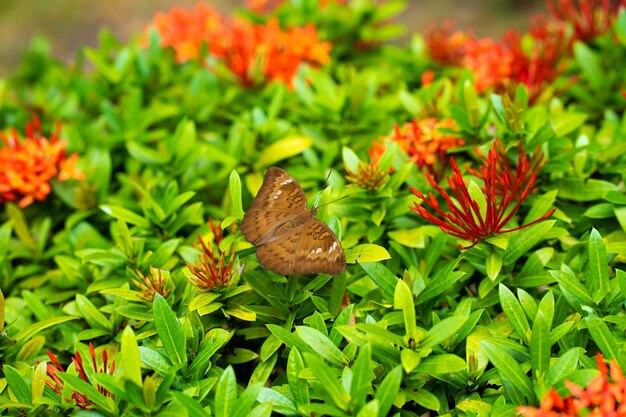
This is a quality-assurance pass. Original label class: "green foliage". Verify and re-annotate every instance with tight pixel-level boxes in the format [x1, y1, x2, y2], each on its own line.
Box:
[1, 1, 626, 416]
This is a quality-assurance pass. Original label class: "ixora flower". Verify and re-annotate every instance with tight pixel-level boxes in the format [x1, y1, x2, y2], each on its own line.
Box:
[219, 18, 331, 87]
[372, 118, 465, 181]
[187, 219, 237, 291]
[345, 157, 390, 191]
[45, 343, 115, 409]
[151, 3, 224, 63]
[410, 140, 555, 249]
[425, 21, 471, 66]
[518, 354, 626, 417]
[150, 4, 331, 87]
[132, 265, 172, 301]
[545, 0, 626, 44]
[0, 118, 84, 208]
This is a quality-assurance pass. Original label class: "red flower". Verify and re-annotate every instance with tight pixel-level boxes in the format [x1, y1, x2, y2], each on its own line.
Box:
[410, 140, 555, 249]
[462, 37, 513, 93]
[545, 0, 626, 44]
[45, 343, 115, 409]
[502, 27, 570, 103]
[0, 118, 84, 208]
[425, 21, 470, 66]
[187, 219, 237, 291]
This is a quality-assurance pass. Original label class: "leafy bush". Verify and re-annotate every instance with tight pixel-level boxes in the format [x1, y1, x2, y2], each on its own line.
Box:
[1, 0, 626, 416]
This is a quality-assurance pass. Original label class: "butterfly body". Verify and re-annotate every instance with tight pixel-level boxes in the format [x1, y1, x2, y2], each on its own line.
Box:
[241, 167, 346, 276]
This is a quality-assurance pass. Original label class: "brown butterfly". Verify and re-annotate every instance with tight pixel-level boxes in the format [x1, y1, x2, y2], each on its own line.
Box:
[241, 167, 346, 276]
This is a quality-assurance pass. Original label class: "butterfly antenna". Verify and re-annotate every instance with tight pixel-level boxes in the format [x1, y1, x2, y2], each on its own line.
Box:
[316, 195, 349, 209]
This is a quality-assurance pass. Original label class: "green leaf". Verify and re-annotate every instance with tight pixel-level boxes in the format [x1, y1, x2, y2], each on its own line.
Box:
[0, 289, 5, 332]
[342, 146, 360, 173]
[547, 348, 580, 385]
[171, 391, 210, 417]
[414, 390, 442, 411]
[306, 355, 351, 411]
[346, 244, 391, 263]
[230, 170, 244, 220]
[121, 326, 142, 387]
[351, 344, 373, 410]
[76, 294, 112, 331]
[481, 341, 533, 404]
[503, 220, 555, 266]
[587, 228, 610, 295]
[573, 42, 604, 91]
[530, 311, 551, 386]
[296, 326, 349, 366]
[416, 260, 464, 305]
[499, 284, 530, 344]
[374, 366, 402, 417]
[415, 354, 466, 374]
[359, 262, 397, 298]
[3, 365, 31, 406]
[486, 252, 502, 281]
[585, 315, 620, 361]
[14, 316, 77, 341]
[215, 367, 237, 417]
[421, 316, 468, 349]
[233, 383, 263, 417]
[394, 280, 416, 339]
[550, 270, 596, 311]
[153, 294, 187, 365]
[287, 348, 309, 408]
[99, 204, 151, 228]
[255, 136, 313, 169]
[59, 373, 114, 411]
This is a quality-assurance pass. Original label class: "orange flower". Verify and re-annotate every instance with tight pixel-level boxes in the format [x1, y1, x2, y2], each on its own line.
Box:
[462, 37, 513, 93]
[345, 157, 389, 191]
[132, 266, 172, 301]
[0, 118, 84, 208]
[152, 4, 224, 63]
[150, 4, 331, 87]
[518, 354, 626, 417]
[373, 118, 465, 181]
[187, 219, 237, 291]
[214, 18, 331, 87]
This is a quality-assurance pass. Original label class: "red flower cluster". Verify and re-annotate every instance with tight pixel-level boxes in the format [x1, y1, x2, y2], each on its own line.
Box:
[0, 118, 84, 208]
[518, 354, 626, 417]
[545, 0, 626, 44]
[151, 4, 331, 86]
[410, 140, 554, 249]
[187, 219, 237, 291]
[371, 118, 465, 181]
[423, 0, 626, 103]
[46, 343, 115, 409]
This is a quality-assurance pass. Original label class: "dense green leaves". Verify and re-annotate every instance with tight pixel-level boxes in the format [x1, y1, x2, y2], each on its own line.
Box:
[1, 1, 625, 416]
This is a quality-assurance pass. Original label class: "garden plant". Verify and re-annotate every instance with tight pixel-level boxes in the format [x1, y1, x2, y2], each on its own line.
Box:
[1, 0, 626, 415]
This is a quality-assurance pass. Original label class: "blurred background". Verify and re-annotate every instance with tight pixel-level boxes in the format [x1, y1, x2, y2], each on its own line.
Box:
[0, 0, 544, 77]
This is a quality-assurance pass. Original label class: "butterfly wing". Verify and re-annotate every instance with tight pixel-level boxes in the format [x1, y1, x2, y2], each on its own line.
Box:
[256, 219, 346, 276]
[241, 167, 308, 246]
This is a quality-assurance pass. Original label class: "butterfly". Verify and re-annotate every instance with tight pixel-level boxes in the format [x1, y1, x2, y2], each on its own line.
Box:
[241, 167, 346, 276]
